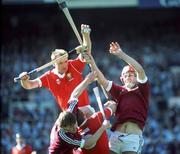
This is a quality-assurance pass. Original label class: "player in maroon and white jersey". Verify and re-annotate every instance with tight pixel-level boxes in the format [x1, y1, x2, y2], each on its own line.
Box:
[86, 42, 151, 154]
[49, 72, 112, 154]
[49, 111, 111, 154]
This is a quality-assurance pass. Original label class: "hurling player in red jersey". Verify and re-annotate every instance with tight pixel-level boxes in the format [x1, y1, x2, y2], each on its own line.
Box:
[18, 24, 94, 116]
[67, 71, 117, 154]
[49, 107, 111, 154]
[86, 42, 151, 154]
[11, 133, 33, 154]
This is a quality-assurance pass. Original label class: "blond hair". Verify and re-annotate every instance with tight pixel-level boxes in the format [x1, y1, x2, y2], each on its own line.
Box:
[51, 49, 68, 60]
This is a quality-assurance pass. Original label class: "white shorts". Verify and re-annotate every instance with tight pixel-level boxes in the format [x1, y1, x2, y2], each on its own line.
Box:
[109, 131, 144, 154]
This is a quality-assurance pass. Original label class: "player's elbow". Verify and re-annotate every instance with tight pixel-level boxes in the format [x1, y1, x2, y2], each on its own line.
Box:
[83, 141, 96, 149]
[21, 82, 37, 90]
[22, 85, 33, 90]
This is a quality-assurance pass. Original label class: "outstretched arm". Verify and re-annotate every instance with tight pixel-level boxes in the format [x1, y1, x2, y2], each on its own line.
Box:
[18, 72, 39, 89]
[109, 42, 147, 81]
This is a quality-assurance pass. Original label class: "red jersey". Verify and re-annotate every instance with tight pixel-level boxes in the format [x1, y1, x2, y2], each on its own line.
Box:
[68, 98, 112, 154]
[11, 145, 33, 154]
[78, 109, 112, 154]
[49, 124, 85, 154]
[109, 81, 150, 130]
[39, 57, 90, 110]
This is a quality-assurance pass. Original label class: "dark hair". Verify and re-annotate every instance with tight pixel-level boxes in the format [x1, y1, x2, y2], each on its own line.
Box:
[76, 109, 85, 126]
[57, 111, 77, 128]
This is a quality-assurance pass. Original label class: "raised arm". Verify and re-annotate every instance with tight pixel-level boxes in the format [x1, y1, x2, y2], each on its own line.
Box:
[70, 71, 96, 99]
[109, 42, 147, 81]
[82, 24, 91, 53]
[79, 24, 92, 61]
[83, 54, 109, 90]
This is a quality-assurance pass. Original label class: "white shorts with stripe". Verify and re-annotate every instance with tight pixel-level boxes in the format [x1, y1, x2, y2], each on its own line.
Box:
[109, 131, 144, 154]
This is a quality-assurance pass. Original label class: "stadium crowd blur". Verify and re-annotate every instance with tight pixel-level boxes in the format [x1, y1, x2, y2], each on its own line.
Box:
[1, 6, 180, 154]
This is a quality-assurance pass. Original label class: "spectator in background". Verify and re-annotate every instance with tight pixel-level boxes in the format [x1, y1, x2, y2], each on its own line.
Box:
[11, 133, 33, 154]
[17, 24, 94, 117]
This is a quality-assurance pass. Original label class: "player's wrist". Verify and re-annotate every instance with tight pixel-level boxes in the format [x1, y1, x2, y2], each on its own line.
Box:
[21, 76, 30, 81]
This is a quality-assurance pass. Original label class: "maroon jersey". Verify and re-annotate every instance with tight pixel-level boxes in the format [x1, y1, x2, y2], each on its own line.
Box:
[109, 81, 150, 130]
[49, 124, 85, 154]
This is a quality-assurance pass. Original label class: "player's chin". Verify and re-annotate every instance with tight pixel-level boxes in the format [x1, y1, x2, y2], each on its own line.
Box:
[126, 83, 136, 89]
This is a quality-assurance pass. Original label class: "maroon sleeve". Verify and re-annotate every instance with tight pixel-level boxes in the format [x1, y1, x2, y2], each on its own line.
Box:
[67, 98, 78, 114]
[138, 80, 151, 103]
[39, 71, 51, 88]
[59, 129, 83, 148]
[109, 82, 125, 102]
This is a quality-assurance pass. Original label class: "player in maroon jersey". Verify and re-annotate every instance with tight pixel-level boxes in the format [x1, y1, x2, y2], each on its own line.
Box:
[49, 110, 111, 154]
[49, 73, 116, 154]
[49, 72, 112, 154]
[86, 42, 150, 154]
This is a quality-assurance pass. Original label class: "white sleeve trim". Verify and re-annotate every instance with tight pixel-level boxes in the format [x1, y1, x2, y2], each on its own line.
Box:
[59, 129, 84, 147]
[37, 78, 42, 87]
[137, 76, 148, 84]
[80, 139, 85, 148]
[106, 81, 113, 92]
[67, 98, 78, 112]
[106, 107, 113, 116]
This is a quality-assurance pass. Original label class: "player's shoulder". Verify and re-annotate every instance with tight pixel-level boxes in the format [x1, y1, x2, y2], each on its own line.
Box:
[89, 112, 101, 120]
[41, 69, 54, 76]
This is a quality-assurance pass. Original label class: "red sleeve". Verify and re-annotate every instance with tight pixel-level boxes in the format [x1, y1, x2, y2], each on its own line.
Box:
[96, 108, 112, 123]
[109, 82, 125, 102]
[39, 71, 51, 88]
[104, 108, 112, 120]
[70, 57, 86, 73]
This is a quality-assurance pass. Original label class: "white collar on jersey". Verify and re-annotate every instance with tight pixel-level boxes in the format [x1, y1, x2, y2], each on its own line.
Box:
[53, 69, 65, 78]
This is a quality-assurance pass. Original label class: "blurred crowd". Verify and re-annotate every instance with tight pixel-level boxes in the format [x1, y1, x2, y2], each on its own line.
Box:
[1, 10, 180, 154]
